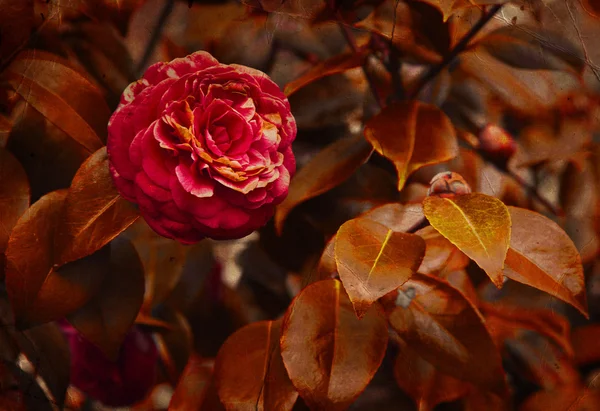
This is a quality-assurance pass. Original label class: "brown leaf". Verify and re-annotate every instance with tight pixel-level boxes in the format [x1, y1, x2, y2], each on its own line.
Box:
[280, 279, 388, 410]
[478, 25, 585, 73]
[0, 0, 34, 66]
[415, 225, 469, 275]
[520, 387, 600, 411]
[215, 319, 298, 411]
[284, 50, 368, 96]
[416, 0, 506, 21]
[0, 148, 29, 254]
[0, 114, 11, 147]
[394, 340, 471, 411]
[361, 202, 426, 233]
[4, 190, 108, 327]
[364, 101, 458, 191]
[153, 305, 194, 383]
[274, 134, 373, 234]
[572, 324, 600, 366]
[504, 206, 587, 317]
[389, 273, 507, 395]
[169, 355, 214, 411]
[53, 146, 139, 266]
[66, 235, 145, 360]
[4, 50, 110, 152]
[335, 217, 425, 317]
[423, 193, 511, 287]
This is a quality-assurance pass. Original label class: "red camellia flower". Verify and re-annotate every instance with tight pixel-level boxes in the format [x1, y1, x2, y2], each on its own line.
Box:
[60, 322, 158, 407]
[107, 51, 297, 243]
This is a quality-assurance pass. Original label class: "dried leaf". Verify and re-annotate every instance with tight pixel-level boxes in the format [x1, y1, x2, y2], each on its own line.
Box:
[4, 190, 108, 327]
[54, 146, 139, 266]
[215, 319, 298, 411]
[274, 135, 373, 234]
[0, 148, 29, 255]
[504, 206, 587, 317]
[394, 340, 471, 411]
[169, 355, 214, 411]
[284, 50, 368, 96]
[389, 273, 507, 395]
[423, 193, 511, 287]
[280, 279, 388, 410]
[4, 50, 110, 152]
[335, 217, 425, 317]
[66, 235, 145, 360]
[364, 101, 458, 191]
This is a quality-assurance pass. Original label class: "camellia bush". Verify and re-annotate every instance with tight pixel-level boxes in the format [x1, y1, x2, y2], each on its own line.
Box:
[1, 0, 600, 410]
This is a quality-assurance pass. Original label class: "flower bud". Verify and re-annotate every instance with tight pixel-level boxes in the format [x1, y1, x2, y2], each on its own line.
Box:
[427, 171, 472, 198]
[478, 124, 517, 168]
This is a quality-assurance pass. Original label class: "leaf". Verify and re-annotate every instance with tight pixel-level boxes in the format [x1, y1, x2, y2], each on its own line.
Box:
[478, 25, 585, 73]
[54, 146, 139, 266]
[274, 135, 373, 234]
[280, 279, 388, 410]
[503, 206, 587, 317]
[520, 387, 600, 411]
[2, 361, 54, 411]
[423, 193, 511, 287]
[4, 190, 108, 327]
[389, 273, 507, 395]
[4, 50, 110, 152]
[66, 235, 145, 360]
[572, 325, 600, 366]
[416, 0, 506, 21]
[153, 305, 194, 382]
[416, 225, 469, 275]
[0, 0, 34, 66]
[0, 114, 11, 147]
[361, 202, 426, 233]
[335, 217, 425, 317]
[364, 101, 458, 191]
[393, 340, 471, 411]
[0, 148, 29, 255]
[170, 355, 214, 411]
[215, 319, 298, 411]
[284, 50, 368, 96]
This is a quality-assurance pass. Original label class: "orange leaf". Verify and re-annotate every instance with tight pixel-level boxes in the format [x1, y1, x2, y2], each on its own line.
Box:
[280, 279, 388, 410]
[215, 319, 297, 411]
[504, 206, 587, 317]
[423, 193, 511, 287]
[4, 50, 110, 152]
[364, 101, 458, 191]
[54, 146, 139, 266]
[389, 273, 507, 395]
[361, 202, 425, 233]
[284, 50, 368, 96]
[274, 135, 373, 234]
[394, 340, 471, 411]
[415, 225, 469, 275]
[66, 235, 145, 360]
[0, 148, 30, 255]
[170, 355, 214, 411]
[335, 217, 425, 317]
[520, 386, 600, 411]
[572, 324, 600, 366]
[4, 190, 108, 327]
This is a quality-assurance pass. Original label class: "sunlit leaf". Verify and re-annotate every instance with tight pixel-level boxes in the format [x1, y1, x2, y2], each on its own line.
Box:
[66, 235, 145, 360]
[423, 193, 511, 287]
[335, 217, 425, 317]
[394, 340, 471, 411]
[280, 279, 388, 410]
[364, 101, 458, 191]
[54, 147, 139, 266]
[504, 206, 587, 317]
[0, 0, 34, 66]
[0, 148, 29, 255]
[4, 190, 108, 327]
[4, 50, 110, 152]
[170, 355, 214, 411]
[389, 273, 507, 395]
[478, 25, 585, 73]
[284, 50, 368, 96]
[215, 319, 298, 410]
[274, 134, 373, 234]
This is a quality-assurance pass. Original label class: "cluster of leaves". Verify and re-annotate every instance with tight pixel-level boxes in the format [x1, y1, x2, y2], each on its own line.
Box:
[1, 0, 600, 410]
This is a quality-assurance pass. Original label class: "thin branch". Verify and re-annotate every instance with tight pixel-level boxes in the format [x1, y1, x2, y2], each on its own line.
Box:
[503, 166, 565, 217]
[135, 0, 176, 76]
[386, 41, 405, 103]
[338, 21, 385, 109]
[408, 4, 503, 100]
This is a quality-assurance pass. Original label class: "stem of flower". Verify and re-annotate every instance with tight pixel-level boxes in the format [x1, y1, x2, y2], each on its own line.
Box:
[338, 21, 385, 109]
[135, 0, 176, 77]
[408, 4, 503, 100]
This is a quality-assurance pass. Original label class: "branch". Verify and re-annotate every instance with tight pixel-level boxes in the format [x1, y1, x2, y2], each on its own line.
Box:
[135, 0, 176, 77]
[338, 22, 385, 109]
[408, 4, 503, 100]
